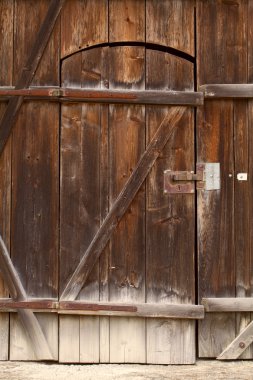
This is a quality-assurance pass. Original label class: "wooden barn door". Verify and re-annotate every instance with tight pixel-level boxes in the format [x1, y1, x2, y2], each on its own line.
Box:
[59, 15, 196, 364]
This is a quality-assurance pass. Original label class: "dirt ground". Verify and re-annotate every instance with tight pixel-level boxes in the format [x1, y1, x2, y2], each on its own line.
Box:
[0, 360, 253, 380]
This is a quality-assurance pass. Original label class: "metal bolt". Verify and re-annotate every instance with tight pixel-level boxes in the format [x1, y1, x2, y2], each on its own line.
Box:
[239, 342, 245, 349]
[229, 174, 233, 178]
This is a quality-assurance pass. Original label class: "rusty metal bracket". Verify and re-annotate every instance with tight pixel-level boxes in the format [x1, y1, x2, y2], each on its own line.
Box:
[164, 163, 220, 194]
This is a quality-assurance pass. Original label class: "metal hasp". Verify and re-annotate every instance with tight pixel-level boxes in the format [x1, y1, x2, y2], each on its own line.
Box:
[164, 163, 220, 194]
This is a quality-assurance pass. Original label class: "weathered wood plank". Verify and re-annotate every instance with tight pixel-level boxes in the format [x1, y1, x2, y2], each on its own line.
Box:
[234, 100, 252, 359]
[197, 100, 235, 358]
[203, 298, 253, 312]
[0, 0, 14, 360]
[108, 41, 146, 362]
[99, 104, 110, 363]
[146, 50, 195, 364]
[0, 87, 203, 106]
[146, 0, 195, 57]
[10, 0, 61, 361]
[0, 0, 65, 156]
[0, 299, 204, 319]
[78, 47, 108, 364]
[217, 320, 253, 360]
[60, 47, 109, 363]
[59, 52, 82, 363]
[61, 0, 108, 58]
[197, 0, 247, 86]
[197, 0, 248, 358]
[60, 106, 186, 302]
[248, 0, 253, 361]
[201, 84, 253, 98]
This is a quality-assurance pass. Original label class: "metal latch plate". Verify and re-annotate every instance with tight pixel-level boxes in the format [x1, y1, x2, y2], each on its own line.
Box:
[164, 163, 220, 194]
[198, 163, 220, 190]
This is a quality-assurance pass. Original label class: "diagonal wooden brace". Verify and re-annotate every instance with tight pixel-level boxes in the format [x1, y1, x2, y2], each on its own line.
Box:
[60, 106, 187, 301]
[217, 320, 253, 360]
[0, 0, 65, 156]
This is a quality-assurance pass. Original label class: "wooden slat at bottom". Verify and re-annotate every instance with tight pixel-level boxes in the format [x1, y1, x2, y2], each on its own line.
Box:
[0, 87, 204, 106]
[202, 298, 253, 312]
[0, 299, 204, 319]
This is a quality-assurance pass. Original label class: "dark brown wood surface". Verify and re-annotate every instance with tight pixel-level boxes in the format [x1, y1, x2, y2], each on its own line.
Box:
[146, 0, 195, 57]
[10, 0, 61, 361]
[0, 0, 64, 156]
[60, 105, 186, 301]
[145, 51, 195, 364]
[197, 0, 248, 358]
[0, 0, 13, 360]
[2, 0, 253, 364]
[108, 5, 146, 361]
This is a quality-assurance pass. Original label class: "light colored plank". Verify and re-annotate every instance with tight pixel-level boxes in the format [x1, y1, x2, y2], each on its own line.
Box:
[147, 320, 195, 364]
[80, 316, 100, 363]
[110, 317, 146, 363]
[59, 316, 80, 363]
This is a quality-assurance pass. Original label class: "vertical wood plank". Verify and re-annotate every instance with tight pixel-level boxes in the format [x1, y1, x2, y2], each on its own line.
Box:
[78, 47, 108, 363]
[146, 0, 195, 57]
[61, 0, 108, 58]
[197, 103, 235, 358]
[109, 0, 145, 42]
[234, 101, 252, 359]
[10, 0, 59, 361]
[60, 53, 82, 363]
[247, 0, 253, 360]
[108, 47, 146, 364]
[99, 105, 110, 363]
[146, 51, 195, 364]
[0, 0, 14, 360]
[60, 48, 109, 362]
[197, 0, 248, 358]
[108, 0, 146, 363]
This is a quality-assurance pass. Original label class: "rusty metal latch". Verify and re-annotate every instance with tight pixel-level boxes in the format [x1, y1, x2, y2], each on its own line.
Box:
[164, 163, 220, 194]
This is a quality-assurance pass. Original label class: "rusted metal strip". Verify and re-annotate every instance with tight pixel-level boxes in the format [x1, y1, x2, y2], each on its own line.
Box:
[0, 0, 65, 156]
[0, 299, 56, 310]
[200, 84, 253, 98]
[59, 301, 137, 312]
[0, 87, 204, 106]
[0, 299, 204, 319]
[0, 235, 53, 360]
[60, 107, 186, 301]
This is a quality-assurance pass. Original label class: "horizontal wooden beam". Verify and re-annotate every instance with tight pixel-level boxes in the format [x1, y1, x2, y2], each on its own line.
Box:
[0, 87, 203, 106]
[200, 84, 253, 98]
[202, 297, 253, 312]
[0, 299, 204, 319]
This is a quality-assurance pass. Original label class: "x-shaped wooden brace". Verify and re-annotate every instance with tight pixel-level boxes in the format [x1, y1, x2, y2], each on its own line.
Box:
[0, 0, 65, 360]
[0, 0, 187, 361]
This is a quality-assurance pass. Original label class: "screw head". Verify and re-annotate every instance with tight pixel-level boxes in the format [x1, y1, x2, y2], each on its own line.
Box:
[239, 342, 245, 349]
